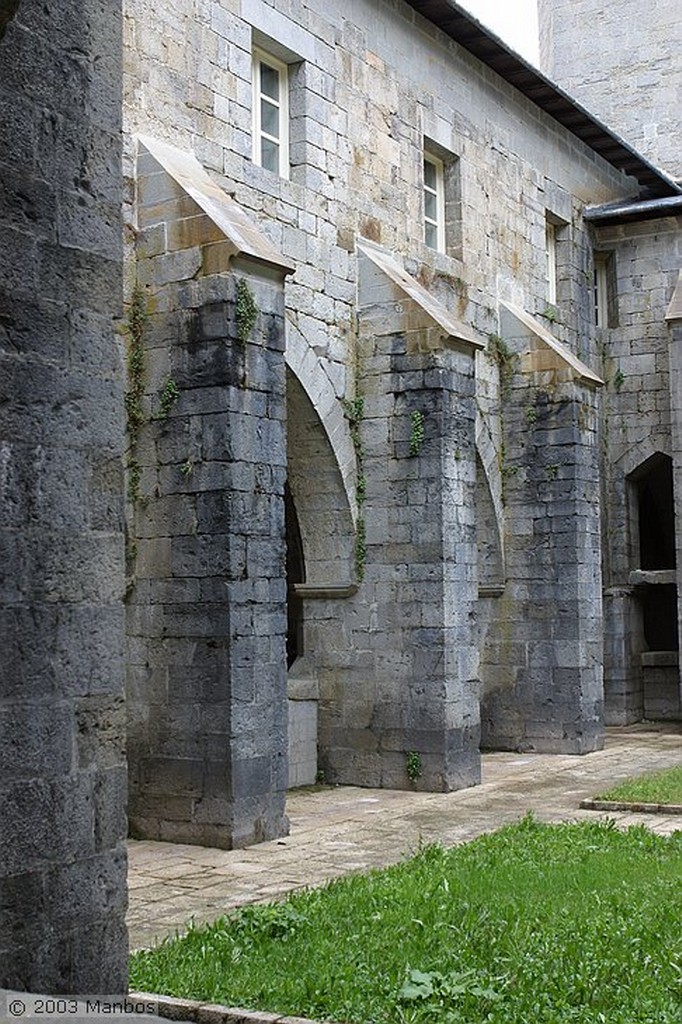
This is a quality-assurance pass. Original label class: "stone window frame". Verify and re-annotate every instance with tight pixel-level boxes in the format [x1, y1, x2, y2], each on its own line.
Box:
[545, 217, 558, 304]
[544, 210, 569, 308]
[593, 249, 619, 328]
[422, 139, 463, 260]
[252, 48, 290, 178]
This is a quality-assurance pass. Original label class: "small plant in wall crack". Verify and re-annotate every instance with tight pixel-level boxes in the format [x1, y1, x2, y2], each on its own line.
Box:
[156, 377, 180, 420]
[406, 750, 423, 782]
[235, 277, 259, 342]
[540, 306, 561, 324]
[409, 409, 425, 456]
[341, 393, 368, 582]
[124, 282, 150, 506]
[486, 332, 516, 399]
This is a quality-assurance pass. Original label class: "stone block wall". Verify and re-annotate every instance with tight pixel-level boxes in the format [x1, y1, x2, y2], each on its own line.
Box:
[0, 0, 127, 993]
[539, 0, 682, 180]
[310, 248, 482, 790]
[480, 311, 605, 753]
[126, 146, 290, 847]
[593, 218, 681, 722]
[119, 0, 674, 794]
[287, 697, 318, 788]
[123, 0, 641, 425]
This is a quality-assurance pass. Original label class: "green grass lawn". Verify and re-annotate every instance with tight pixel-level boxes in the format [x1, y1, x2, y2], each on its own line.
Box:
[595, 764, 682, 805]
[130, 817, 682, 1024]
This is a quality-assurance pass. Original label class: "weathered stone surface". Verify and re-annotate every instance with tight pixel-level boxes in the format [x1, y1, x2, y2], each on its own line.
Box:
[126, 151, 290, 848]
[540, 0, 682, 180]
[0, 0, 127, 994]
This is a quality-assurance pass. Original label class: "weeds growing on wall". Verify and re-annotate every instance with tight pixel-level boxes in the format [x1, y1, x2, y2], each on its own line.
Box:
[486, 333, 516, 399]
[124, 283, 149, 506]
[235, 278, 259, 342]
[487, 333, 519, 503]
[342, 394, 367, 581]
[406, 750, 423, 782]
[157, 377, 180, 420]
[409, 410, 425, 456]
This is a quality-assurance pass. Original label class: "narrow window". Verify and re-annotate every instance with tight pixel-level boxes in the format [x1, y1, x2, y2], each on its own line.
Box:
[594, 259, 608, 327]
[424, 153, 445, 252]
[253, 49, 289, 177]
[545, 219, 558, 304]
[593, 251, 618, 328]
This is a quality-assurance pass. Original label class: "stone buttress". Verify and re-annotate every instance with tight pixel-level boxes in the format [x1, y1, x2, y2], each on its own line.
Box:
[126, 138, 293, 848]
[480, 304, 605, 753]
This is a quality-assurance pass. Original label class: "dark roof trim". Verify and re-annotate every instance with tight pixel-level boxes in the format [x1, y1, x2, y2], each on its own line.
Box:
[584, 195, 682, 225]
[404, 0, 682, 199]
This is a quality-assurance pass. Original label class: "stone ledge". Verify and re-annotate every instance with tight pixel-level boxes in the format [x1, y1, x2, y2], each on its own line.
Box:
[641, 650, 678, 667]
[628, 569, 677, 586]
[579, 799, 682, 814]
[130, 992, 339, 1024]
[293, 583, 358, 599]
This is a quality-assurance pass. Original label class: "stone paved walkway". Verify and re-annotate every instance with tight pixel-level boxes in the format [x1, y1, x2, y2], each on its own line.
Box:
[127, 723, 682, 950]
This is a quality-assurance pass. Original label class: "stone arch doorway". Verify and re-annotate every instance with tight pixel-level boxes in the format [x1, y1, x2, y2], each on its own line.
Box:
[627, 452, 680, 719]
[285, 481, 305, 669]
[285, 367, 356, 785]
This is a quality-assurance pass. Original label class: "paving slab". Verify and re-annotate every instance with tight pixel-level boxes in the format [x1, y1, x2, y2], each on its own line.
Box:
[128, 724, 681, 950]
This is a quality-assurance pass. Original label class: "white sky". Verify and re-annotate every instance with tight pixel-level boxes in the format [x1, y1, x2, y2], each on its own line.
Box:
[458, 0, 539, 65]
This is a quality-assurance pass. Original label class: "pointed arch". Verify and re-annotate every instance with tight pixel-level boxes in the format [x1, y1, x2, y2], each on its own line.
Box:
[285, 324, 358, 521]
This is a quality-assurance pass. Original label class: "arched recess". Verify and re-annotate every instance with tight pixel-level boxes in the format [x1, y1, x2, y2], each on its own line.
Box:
[286, 368, 356, 586]
[609, 446, 681, 722]
[285, 366, 356, 786]
[475, 412, 505, 592]
[629, 451, 676, 572]
[476, 451, 505, 591]
[285, 325, 359, 520]
[627, 451, 678, 655]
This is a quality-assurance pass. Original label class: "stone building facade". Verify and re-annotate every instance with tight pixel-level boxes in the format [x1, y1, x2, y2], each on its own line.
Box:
[1, 0, 680, 995]
[538, 0, 682, 727]
[121, 0, 681, 851]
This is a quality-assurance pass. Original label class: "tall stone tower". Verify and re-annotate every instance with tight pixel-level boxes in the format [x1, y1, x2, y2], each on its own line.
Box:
[539, 0, 682, 181]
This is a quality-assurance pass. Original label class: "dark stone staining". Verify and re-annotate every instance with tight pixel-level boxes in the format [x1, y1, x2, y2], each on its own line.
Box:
[0, 0, 21, 41]
[0, 0, 127, 995]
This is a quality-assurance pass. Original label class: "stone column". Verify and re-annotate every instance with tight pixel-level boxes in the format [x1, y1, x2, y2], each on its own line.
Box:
[126, 139, 293, 848]
[480, 303, 605, 753]
[603, 586, 644, 724]
[0, 0, 127, 993]
[665, 271, 682, 709]
[319, 244, 482, 791]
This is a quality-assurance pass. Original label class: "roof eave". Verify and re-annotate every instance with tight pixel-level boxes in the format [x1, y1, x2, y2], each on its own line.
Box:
[404, 0, 681, 200]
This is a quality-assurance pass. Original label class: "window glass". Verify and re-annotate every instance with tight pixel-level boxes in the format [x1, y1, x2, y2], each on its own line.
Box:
[260, 61, 279, 100]
[253, 49, 289, 178]
[424, 154, 445, 252]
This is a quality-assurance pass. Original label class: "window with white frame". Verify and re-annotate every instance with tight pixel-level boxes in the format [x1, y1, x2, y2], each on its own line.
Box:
[545, 218, 558, 304]
[424, 153, 445, 252]
[593, 251, 618, 328]
[252, 49, 289, 177]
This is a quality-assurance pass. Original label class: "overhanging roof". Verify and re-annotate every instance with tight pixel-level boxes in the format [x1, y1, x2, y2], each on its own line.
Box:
[404, 0, 681, 200]
[584, 195, 682, 225]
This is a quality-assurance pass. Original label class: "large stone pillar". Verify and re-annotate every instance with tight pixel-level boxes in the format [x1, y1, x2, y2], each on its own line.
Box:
[126, 138, 293, 848]
[0, 0, 127, 993]
[665, 271, 682, 710]
[318, 244, 482, 791]
[480, 303, 605, 753]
